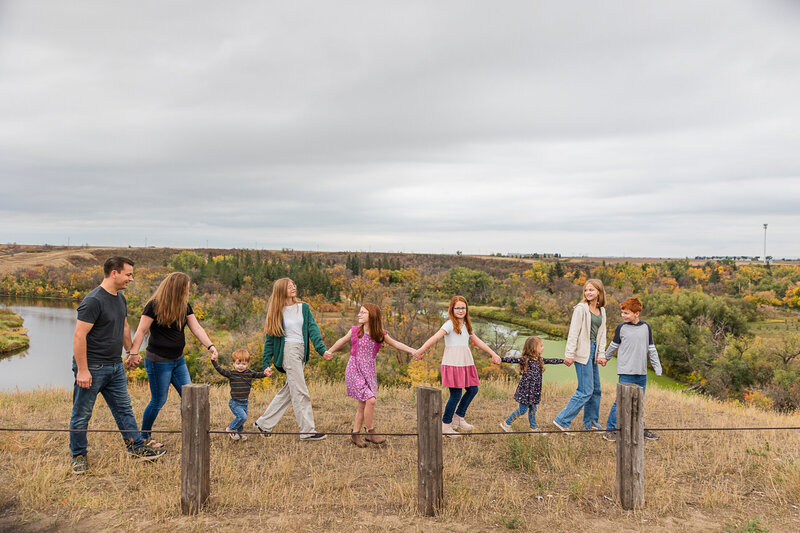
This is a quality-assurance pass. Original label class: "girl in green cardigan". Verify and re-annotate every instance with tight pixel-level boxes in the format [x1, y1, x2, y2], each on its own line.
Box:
[253, 278, 328, 440]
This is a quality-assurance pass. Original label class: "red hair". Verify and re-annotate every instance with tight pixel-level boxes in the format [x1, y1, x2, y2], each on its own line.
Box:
[620, 297, 643, 313]
[357, 303, 385, 343]
[448, 296, 473, 335]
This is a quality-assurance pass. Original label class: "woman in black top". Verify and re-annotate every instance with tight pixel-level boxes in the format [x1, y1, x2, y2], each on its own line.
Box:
[129, 272, 217, 447]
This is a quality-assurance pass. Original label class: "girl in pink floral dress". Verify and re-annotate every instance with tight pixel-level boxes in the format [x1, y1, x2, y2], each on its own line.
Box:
[414, 295, 502, 438]
[324, 304, 414, 447]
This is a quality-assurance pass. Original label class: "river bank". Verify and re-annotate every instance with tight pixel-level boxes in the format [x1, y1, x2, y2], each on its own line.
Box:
[0, 308, 29, 354]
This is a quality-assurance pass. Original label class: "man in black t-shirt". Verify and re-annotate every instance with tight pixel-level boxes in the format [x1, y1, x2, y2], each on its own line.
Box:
[69, 256, 166, 474]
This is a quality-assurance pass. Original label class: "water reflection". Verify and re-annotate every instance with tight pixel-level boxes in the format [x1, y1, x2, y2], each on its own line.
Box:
[0, 297, 78, 391]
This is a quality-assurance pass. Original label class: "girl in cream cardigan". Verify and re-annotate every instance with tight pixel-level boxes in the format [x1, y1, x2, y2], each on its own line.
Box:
[552, 279, 607, 433]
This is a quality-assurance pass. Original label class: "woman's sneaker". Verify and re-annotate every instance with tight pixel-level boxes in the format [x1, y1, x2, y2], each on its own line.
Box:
[71, 454, 88, 474]
[253, 422, 272, 438]
[442, 422, 461, 438]
[499, 421, 513, 432]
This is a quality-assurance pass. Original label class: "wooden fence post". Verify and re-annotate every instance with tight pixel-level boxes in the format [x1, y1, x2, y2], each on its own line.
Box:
[416, 386, 443, 516]
[181, 384, 210, 515]
[616, 382, 644, 510]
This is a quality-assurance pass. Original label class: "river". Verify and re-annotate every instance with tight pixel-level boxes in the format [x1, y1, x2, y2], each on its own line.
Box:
[0, 297, 78, 391]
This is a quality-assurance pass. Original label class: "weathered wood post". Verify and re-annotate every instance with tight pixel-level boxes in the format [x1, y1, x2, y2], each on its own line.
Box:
[416, 386, 443, 516]
[181, 384, 210, 515]
[616, 382, 645, 510]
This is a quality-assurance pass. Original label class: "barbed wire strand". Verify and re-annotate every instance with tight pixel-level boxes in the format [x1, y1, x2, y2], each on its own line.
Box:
[2, 426, 800, 436]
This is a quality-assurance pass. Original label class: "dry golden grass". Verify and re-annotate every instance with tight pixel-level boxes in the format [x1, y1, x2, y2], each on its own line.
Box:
[2, 380, 800, 532]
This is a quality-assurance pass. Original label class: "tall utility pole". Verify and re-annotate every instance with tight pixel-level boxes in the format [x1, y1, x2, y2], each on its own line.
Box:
[763, 224, 768, 263]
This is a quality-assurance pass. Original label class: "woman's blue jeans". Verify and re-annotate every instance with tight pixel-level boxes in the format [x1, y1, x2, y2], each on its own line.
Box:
[553, 341, 602, 429]
[606, 374, 648, 431]
[505, 403, 538, 430]
[442, 386, 479, 423]
[142, 357, 192, 440]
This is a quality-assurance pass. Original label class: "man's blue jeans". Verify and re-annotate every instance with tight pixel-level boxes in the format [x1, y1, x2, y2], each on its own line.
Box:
[505, 403, 538, 430]
[553, 341, 601, 429]
[70, 360, 144, 457]
[605, 374, 648, 431]
[228, 398, 249, 432]
[142, 357, 191, 440]
[442, 386, 479, 424]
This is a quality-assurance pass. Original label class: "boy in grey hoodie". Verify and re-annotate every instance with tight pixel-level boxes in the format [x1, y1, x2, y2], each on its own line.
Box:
[598, 297, 662, 441]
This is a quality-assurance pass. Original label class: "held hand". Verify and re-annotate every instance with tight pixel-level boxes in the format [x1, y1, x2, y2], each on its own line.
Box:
[265, 367, 273, 377]
[491, 354, 501, 365]
[209, 345, 219, 359]
[412, 349, 422, 361]
[76, 369, 92, 389]
[597, 357, 607, 367]
[563, 357, 574, 367]
[322, 350, 333, 360]
[126, 353, 142, 369]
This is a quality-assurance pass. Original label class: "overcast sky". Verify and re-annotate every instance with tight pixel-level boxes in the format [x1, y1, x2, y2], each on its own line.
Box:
[1, 1, 798, 258]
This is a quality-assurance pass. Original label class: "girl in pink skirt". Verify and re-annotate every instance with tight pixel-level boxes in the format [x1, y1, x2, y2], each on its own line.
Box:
[324, 304, 414, 447]
[414, 296, 502, 437]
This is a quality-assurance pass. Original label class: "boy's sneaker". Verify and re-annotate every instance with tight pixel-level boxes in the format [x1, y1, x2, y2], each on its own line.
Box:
[499, 421, 513, 433]
[300, 433, 327, 441]
[226, 427, 240, 441]
[253, 422, 272, 438]
[239, 433, 248, 441]
[603, 431, 616, 442]
[644, 429, 660, 440]
[553, 420, 572, 436]
[131, 444, 167, 461]
[71, 454, 88, 474]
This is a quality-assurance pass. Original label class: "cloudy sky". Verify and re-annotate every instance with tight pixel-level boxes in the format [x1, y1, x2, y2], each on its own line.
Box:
[1, 1, 798, 258]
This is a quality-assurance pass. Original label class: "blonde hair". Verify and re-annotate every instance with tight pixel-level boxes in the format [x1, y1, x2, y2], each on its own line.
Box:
[583, 278, 606, 308]
[264, 278, 299, 337]
[232, 349, 250, 364]
[148, 272, 190, 327]
[519, 336, 544, 375]
[447, 296, 473, 335]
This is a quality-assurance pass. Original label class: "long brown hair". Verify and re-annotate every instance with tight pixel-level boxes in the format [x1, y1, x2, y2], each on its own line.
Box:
[519, 336, 544, 375]
[149, 272, 190, 327]
[264, 278, 299, 337]
[582, 278, 607, 308]
[448, 295, 473, 335]
[357, 303, 385, 344]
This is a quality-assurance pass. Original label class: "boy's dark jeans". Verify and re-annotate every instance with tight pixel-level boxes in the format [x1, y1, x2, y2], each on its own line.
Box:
[605, 374, 648, 432]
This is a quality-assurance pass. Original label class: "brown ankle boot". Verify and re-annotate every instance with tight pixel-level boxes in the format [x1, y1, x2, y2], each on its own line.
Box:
[364, 427, 386, 445]
[351, 432, 367, 448]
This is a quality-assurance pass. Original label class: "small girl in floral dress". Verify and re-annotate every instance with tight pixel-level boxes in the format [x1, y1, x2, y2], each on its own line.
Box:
[324, 304, 415, 447]
[499, 336, 564, 432]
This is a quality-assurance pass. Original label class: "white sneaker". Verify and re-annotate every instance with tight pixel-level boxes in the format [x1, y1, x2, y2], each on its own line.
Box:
[225, 426, 240, 440]
[553, 420, 573, 436]
[453, 414, 474, 432]
[239, 434, 248, 441]
[442, 422, 461, 438]
[499, 421, 513, 432]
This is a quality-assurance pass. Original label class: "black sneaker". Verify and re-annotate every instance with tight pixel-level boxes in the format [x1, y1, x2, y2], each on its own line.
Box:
[131, 444, 167, 461]
[253, 422, 272, 438]
[71, 454, 89, 474]
[300, 433, 327, 441]
[643, 429, 660, 440]
[602, 431, 616, 442]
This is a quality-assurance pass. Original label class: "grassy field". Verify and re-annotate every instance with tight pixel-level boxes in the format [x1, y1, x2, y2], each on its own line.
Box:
[1, 380, 800, 532]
